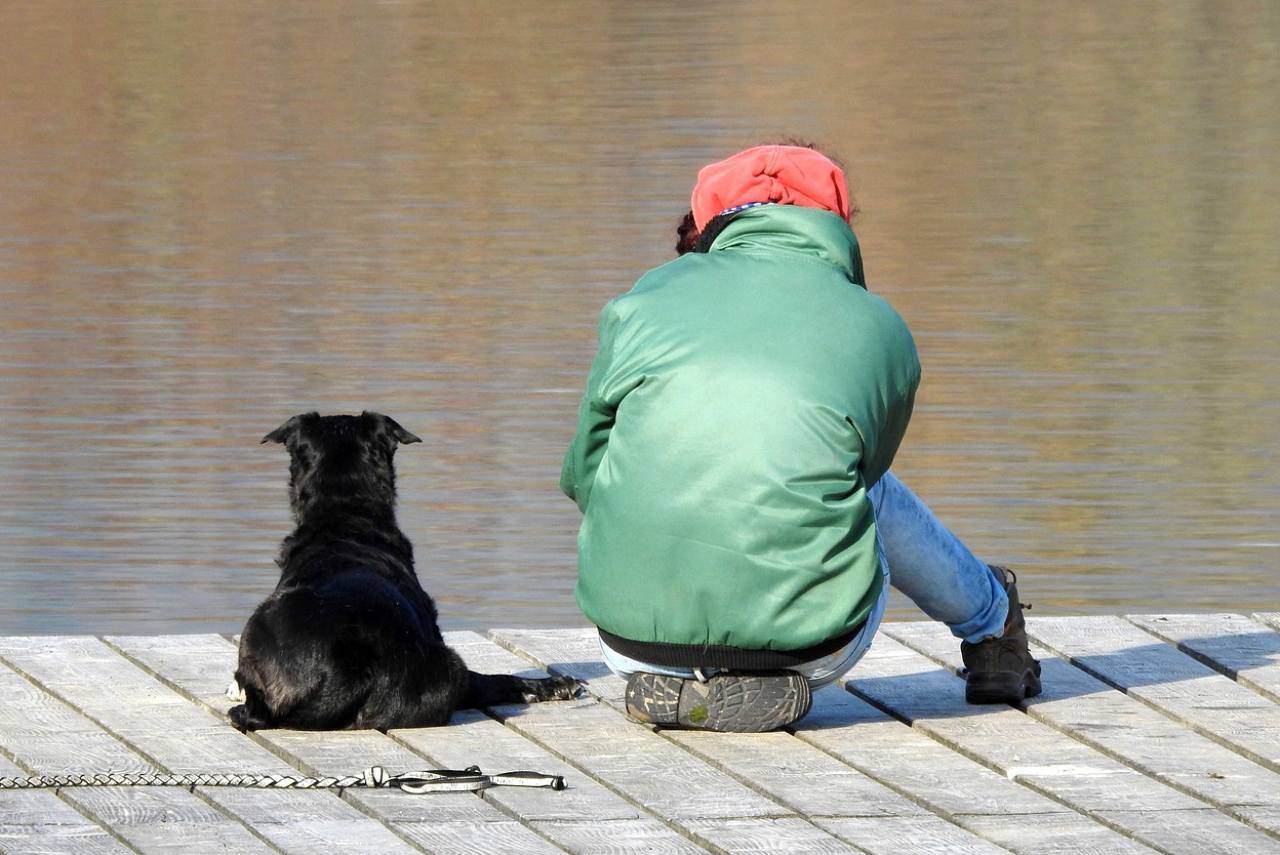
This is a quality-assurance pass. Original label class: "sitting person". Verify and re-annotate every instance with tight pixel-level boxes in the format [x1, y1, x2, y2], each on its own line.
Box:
[561, 143, 1040, 732]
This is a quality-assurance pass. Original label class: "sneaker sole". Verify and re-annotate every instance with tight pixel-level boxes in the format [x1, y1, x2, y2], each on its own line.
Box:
[626, 672, 812, 732]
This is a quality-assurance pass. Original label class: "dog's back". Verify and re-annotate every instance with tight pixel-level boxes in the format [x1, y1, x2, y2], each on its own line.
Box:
[230, 412, 578, 732]
[230, 412, 467, 730]
[232, 569, 468, 730]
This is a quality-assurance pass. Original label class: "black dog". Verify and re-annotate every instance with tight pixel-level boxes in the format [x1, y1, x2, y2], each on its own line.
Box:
[229, 411, 578, 731]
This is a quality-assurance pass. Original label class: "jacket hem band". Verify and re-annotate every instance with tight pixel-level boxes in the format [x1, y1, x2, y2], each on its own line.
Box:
[597, 623, 865, 670]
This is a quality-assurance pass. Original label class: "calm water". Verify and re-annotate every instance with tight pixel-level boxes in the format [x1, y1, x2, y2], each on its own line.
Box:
[1, 3, 1277, 634]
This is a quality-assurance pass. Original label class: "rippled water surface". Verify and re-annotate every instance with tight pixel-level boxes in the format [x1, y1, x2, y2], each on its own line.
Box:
[1, 3, 1277, 633]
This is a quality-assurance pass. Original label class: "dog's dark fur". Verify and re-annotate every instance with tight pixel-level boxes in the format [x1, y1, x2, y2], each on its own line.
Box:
[229, 411, 578, 731]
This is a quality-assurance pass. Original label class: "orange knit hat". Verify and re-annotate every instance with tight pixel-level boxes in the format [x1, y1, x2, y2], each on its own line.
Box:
[691, 145, 850, 231]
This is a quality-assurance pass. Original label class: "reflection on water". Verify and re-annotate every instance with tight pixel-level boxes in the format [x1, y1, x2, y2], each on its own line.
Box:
[0, 3, 1276, 633]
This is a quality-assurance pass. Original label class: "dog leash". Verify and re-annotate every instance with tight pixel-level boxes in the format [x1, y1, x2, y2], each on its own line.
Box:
[0, 765, 565, 794]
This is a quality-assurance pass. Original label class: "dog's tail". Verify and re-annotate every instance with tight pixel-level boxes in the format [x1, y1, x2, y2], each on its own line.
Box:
[465, 670, 583, 708]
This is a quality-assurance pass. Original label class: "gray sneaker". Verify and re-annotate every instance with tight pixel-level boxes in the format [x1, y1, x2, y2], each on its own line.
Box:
[625, 670, 812, 732]
[961, 565, 1042, 704]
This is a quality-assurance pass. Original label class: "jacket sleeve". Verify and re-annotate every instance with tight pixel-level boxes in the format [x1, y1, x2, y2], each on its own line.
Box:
[560, 303, 622, 512]
[862, 376, 917, 490]
[860, 319, 922, 490]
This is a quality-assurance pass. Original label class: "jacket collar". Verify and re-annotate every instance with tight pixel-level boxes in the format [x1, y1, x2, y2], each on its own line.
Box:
[707, 204, 866, 287]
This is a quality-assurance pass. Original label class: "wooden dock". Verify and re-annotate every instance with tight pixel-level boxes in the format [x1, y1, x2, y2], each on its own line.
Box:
[1, 614, 1279, 854]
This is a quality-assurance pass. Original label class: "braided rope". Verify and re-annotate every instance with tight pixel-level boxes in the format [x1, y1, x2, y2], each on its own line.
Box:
[0, 766, 565, 794]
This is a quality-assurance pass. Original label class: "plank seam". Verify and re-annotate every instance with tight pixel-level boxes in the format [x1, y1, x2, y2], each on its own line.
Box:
[484, 633, 824, 854]
[1024, 631, 1280, 776]
[881, 626, 1280, 840]
[1254, 614, 1280, 633]
[99, 636, 458, 855]
[486, 637, 795, 809]
[948, 811, 1089, 818]
[236, 730, 445, 854]
[379, 647, 719, 854]
[1123, 615, 1280, 705]
[0, 774, 145, 855]
[0, 646, 289, 855]
[110, 634, 695, 855]
[481, 631, 753, 852]
[522, 815, 724, 855]
[489, 629, 1106, 852]
[790, 723, 1125, 852]
[488, 632, 943, 855]
[648, 719, 1027, 855]
[838, 682, 1188, 854]
[484, 632, 565, 674]
[470, 702, 734, 855]
[650, 727, 925, 821]
[359, 732, 571, 855]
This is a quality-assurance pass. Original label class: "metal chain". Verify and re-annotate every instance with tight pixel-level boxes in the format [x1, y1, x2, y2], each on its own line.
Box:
[0, 766, 565, 794]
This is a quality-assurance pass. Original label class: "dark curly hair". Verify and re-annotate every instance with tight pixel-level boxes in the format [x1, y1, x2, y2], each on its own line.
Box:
[675, 210, 700, 255]
[674, 139, 855, 256]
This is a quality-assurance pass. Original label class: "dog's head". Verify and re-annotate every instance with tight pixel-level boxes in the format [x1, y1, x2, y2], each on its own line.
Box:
[262, 411, 421, 520]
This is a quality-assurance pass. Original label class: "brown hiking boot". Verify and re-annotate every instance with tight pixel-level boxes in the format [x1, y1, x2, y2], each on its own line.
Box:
[960, 566, 1042, 704]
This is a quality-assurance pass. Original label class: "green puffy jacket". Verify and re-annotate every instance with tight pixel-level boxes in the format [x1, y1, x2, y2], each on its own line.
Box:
[561, 205, 920, 667]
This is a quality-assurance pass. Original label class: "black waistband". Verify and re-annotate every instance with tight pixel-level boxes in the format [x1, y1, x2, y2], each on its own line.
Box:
[598, 622, 864, 671]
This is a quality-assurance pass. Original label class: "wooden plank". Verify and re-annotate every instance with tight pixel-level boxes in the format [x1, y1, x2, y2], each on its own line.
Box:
[495, 629, 1158, 854]
[108, 633, 570, 855]
[0, 754, 133, 855]
[491, 624, 1162, 849]
[1238, 807, 1280, 840]
[0, 661, 274, 855]
[843, 633, 1279, 855]
[1026, 616, 1280, 774]
[814, 817, 1028, 855]
[4, 623, 1275, 854]
[798, 684, 1158, 855]
[394, 705, 708, 854]
[0, 661, 153, 773]
[258, 729, 566, 855]
[116, 632, 703, 855]
[956, 812, 1159, 855]
[106, 634, 240, 714]
[670, 729, 937, 819]
[483, 632, 792, 820]
[482, 628, 628, 706]
[514, 819, 709, 855]
[1127, 613, 1280, 704]
[483, 630, 881, 854]
[489, 701, 867, 854]
[0, 635, 423, 855]
[682, 817, 881, 854]
[489, 629, 1017, 855]
[396, 708, 643, 824]
[884, 620, 1280, 838]
[46, 786, 275, 855]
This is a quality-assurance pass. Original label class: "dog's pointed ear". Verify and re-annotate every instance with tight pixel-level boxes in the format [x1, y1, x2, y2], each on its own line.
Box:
[363, 411, 422, 445]
[262, 412, 316, 445]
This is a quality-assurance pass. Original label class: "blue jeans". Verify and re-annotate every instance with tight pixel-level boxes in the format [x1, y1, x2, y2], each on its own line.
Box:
[599, 471, 1009, 688]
